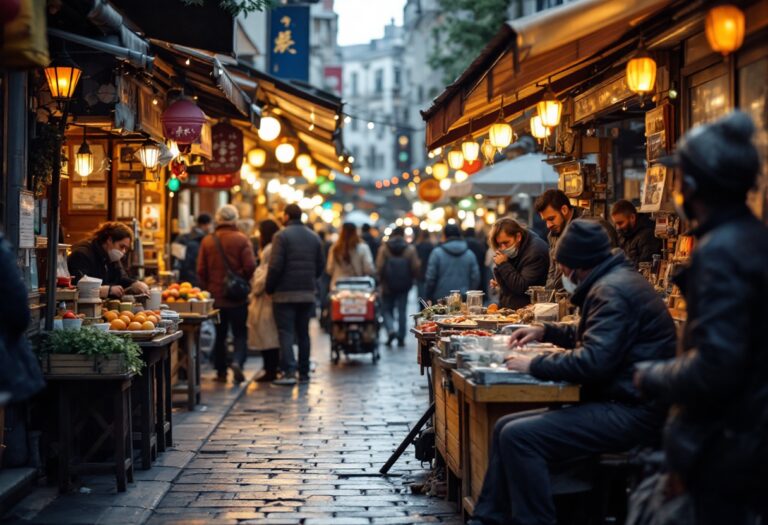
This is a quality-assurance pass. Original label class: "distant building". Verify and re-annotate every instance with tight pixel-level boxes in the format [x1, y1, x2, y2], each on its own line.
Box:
[339, 21, 406, 184]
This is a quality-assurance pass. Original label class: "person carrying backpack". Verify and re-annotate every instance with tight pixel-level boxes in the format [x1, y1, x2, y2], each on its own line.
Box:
[424, 224, 481, 303]
[376, 227, 420, 347]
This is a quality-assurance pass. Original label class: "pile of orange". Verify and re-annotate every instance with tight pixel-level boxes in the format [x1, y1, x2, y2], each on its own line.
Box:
[104, 309, 162, 331]
[162, 282, 210, 303]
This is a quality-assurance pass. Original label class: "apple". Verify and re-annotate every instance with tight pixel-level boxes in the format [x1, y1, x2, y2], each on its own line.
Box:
[63, 311, 77, 319]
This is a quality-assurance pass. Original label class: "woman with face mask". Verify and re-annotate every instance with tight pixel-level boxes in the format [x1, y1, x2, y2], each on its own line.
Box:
[488, 218, 549, 309]
[67, 221, 149, 299]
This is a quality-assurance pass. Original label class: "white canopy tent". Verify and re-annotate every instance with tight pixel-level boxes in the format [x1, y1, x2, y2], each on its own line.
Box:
[444, 152, 559, 198]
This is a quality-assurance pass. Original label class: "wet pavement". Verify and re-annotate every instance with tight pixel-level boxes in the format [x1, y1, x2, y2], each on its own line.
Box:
[146, 320, 461, 525]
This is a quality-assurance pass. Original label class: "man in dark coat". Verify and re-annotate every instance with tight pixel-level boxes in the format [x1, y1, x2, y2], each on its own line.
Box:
[266, 204, 324, 385]
[488, 218, 549, 309]
[534, 189, 618, 290]
[469, 220, 675, 525]
[361, 223, 380, 262]
[610, 200, 661, 268]
[464, 227, 488, 294]
[376, 227, 420, 346]
[637, 111, 768, 524]
[172, 213, 212, 286]
[414, 230, 434, 301]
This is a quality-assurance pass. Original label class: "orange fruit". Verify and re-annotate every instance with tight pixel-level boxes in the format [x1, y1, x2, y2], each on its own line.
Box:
[181, 282, 192, 289]
[118, 315, 132, 325]
[147, 315, 159, 325]
[141, 321, 155, 330]
[166, 297, 176, 303]
[122, 310, 134, 320]
[133, 314, 147, 324]
[110, 319, 127, 331]
[104, 311, 118, 322]
[128, 321, 142, 331]
[169, 289, 180, 298]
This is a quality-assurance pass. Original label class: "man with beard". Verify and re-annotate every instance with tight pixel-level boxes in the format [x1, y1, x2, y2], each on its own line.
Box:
[610, 200, 661, 268]
[534, 189, 618, 290]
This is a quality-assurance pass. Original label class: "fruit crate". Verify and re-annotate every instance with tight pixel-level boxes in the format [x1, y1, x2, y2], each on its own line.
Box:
[164, 301, 192, 313]
[41, 353, 128, 375]
[190, 299, 214, 315]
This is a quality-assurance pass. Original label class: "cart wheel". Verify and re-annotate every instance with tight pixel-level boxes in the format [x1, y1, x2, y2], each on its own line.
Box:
[372, 348, 380, 363]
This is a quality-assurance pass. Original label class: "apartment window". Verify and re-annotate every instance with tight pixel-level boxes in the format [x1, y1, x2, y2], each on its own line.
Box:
[367, 145, 377, 168]
[394, 67, 402, 88]
[351, 72, 358, 97]
[374, 69, 384, 94]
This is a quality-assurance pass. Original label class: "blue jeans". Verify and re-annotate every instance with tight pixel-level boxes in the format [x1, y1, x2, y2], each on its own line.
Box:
[382, 291, 409, 343]
[213, 304, 248, 376]
[273, 302, 314, 377]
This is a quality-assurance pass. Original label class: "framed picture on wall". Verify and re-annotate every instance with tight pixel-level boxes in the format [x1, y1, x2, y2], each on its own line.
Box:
[69, 185, 108, 212]
[640, 165, 668, 213]
[69, 142, 108, 182]
[115, 186, 136, 219]
[645, 103, 672, 162]
[117, 144, 142, 172]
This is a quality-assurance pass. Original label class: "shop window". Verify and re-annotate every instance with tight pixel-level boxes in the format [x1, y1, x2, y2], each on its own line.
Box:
[738, 56, 768, 219]
[688, 65, 731, 127]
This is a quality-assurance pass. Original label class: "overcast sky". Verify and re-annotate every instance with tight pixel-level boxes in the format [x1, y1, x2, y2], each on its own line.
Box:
[334, 0, 406, 46]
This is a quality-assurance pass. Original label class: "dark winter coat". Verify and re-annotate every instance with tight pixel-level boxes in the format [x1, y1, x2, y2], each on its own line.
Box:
[424, 239, 481, 302]
[172, 227, 207, 286]
[362, 231, 380, 262]
[530, 251, 676, 404]
[197, 224, 256, 308]
[266, 220, 324, 304]
[640, 205, 768, 490]
[68, 238, 135, 289]
[0, 235, 44, 403]
[376, 235, 420, 295]
[493, 231, 549, 309]
[415, 240, 434, 281]
[618, 215, 662, 268]
[545, 207, 619, 290]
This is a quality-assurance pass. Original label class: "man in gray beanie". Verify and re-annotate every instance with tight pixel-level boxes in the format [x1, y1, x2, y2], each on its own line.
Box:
[636, 110, 768, 523]
[469, 218, 676, 525]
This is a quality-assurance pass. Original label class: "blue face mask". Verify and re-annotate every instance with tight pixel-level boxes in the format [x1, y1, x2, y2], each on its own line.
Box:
[502, 245, 519, 259]
[561, 271, 578, 295]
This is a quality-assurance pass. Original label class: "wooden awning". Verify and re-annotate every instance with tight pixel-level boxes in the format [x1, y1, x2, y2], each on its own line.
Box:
[421, 0, 676, 151]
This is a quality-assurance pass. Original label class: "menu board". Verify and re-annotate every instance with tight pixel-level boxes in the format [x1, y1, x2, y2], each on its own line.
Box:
[19, 190, 35, 249]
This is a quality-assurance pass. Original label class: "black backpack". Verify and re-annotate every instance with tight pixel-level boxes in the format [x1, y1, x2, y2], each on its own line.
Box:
[383, 254, 413, 293]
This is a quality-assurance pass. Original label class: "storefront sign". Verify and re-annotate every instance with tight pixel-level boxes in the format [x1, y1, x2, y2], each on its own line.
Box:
[138, 87, 164, 142]
[191, 121, 213, 160]
[204, 122, 243, 174]
[193, 174, 237, 188]
[269, 5, 310, 82]
[19, 190, 34, 249]
[574, 75, 634, 123]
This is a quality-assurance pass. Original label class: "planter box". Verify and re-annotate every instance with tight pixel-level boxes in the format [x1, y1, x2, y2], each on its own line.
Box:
[42, 353, 128, 375]
[164, 301, 192, 313]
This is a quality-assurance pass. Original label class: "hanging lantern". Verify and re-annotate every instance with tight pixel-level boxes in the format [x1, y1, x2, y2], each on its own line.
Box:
[296, 153, 312, 170]
[432, 161, 449, 180]
[275, 140, 296, 164]
[447, 148, 464, 170]
[44, 63, 82, 101]
[258, 115, 281, 142]
[302, 164, 318, 183]
[536, 85, 562, 128]
[167, 175, 181, 192]
[481, 138, 496, 165]
[461, 136, 480, 163]
[137, 140, 161, 170]
[439, 178, 452, 191]
[530, 115, 551, 139]
[454, 170, 469, 183]
[74, 128, 93, 177]
[162, 98, 206, 144]
[489, 118, 513, 152]
[626, 40, 657, 96]
[247, 147, 266, 168]
[705, 5, 745, 56]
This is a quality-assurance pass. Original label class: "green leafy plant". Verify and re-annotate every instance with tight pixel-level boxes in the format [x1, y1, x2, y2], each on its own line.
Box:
[428, 0, 514, 85]
[41, 329, 144, 375]
[28, 122, 62, 197]
[180, 0, 276, 16]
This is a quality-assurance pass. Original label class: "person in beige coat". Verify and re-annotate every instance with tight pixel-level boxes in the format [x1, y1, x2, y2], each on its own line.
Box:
[247, 219, 281, 382]
[326, 222, 374, 289]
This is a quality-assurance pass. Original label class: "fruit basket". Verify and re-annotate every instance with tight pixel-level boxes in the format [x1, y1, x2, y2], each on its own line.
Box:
[107, 328, 165, 342]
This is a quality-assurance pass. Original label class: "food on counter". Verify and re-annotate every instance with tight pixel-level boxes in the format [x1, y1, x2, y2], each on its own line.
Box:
[460, 329, 494, 337]
[487, 303, 499, 313]
[418, 321, 438, 333]
[418, 304, 450, 319]
[162, 282, 210, 303]
[104, 308, 162, 331]
[440, 316, 479, 327]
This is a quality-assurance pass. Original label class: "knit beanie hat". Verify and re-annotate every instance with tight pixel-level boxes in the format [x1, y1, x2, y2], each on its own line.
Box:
[215, 204, 239, 224]
[660, 110, 759, 197]
[444, 224, 462, 239]
[555, 219, 612, 269]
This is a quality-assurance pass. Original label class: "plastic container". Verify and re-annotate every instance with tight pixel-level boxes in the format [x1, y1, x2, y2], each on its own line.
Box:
[466, 291, 484, 315]
[62, 318, 83, 330]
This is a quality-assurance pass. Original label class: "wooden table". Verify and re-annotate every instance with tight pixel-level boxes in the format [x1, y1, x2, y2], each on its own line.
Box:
[173, 310, 219, 410]
[410, 327, 437, 375]
[431, 349, 462, 505]
[134, 331, 183, 469]
[452, 370, 580, 515]
[46, 373, 135, 492]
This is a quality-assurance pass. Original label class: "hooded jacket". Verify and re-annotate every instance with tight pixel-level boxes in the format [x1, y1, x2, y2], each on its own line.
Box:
[266, 219, 324, 303]
[530, 251, 676, 404]
[640, 206, 768, 486]
[493, 231, 549, 309]
[424, 238, 481, 302]
[376, 235, 420, 294]
[618, 215, 662, 268]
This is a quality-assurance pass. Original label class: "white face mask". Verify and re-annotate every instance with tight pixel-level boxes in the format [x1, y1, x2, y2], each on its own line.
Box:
[109, 249, 124, 262]
[561, 270, 578, 295]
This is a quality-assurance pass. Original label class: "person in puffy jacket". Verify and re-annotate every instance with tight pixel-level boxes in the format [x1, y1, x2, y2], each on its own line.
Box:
[469, 219, 675, 525]
[326, 222, 375, 289]
[637, 111, 768, 524]
[610, 200, 662, 268]
[424, 224, 480, 303]
[488, 218, 549, 309]
[376, 227, 420, 346]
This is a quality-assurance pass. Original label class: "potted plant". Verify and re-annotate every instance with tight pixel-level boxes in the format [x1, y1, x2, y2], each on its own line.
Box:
[40, 328, 144, 376]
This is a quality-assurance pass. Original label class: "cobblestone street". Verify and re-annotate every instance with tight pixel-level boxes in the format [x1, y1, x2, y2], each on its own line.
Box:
[147, 320, 460, 525]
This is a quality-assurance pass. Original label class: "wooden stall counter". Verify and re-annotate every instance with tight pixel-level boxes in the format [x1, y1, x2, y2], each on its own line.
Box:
[173, 310, 220, 410]
[410, 327, 437, 374]
[451, 369, 580, 516]
[430, 349, 462, 504]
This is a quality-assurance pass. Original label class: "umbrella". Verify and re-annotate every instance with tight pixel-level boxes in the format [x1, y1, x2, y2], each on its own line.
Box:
[445, 153, 559, 198]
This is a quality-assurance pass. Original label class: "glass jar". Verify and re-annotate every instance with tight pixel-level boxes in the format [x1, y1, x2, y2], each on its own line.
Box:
[448, 290, 462, 312]
[466, 290, 484, 315]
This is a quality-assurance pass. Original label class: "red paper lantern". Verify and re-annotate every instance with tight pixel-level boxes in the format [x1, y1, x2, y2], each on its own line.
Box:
[162, 99, 206, 144]
[418, 179, 443, 203]
[0, 0, 21, 25]
[463, 159, 482, 175]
